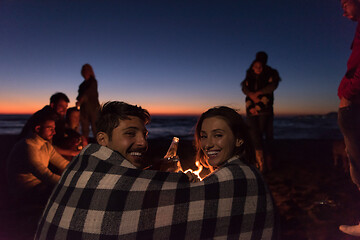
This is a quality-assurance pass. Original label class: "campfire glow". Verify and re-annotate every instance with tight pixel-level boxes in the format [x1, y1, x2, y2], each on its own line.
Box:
[184, 161, 203, 181]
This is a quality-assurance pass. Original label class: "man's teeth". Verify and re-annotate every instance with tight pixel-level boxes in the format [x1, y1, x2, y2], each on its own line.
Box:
[130, 152, 142, 156]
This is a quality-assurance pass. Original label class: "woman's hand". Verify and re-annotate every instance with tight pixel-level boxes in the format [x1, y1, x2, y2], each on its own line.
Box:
[249, 108, 258, 115]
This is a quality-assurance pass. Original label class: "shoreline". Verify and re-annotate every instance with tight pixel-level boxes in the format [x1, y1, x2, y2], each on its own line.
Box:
[1, 135, 360, 239]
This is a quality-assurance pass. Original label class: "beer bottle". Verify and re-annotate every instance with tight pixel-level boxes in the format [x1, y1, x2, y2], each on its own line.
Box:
[163, 137, 179, 160]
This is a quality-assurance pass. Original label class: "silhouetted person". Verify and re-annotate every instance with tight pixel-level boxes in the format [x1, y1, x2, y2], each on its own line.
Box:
[241, 52, 280, 172]
[76, 63, 100, 144]
[338, 0, 360, 236]
[7, 109, 69, 205]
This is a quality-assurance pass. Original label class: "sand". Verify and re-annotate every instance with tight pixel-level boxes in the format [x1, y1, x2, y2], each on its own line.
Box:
[1, 135, 360, 239]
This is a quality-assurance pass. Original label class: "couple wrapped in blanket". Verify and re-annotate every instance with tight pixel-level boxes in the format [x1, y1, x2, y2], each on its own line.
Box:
[35, 101, 279, 240]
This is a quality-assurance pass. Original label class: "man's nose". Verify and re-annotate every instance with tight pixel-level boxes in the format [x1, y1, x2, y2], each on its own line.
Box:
[136, 134, 147, 147]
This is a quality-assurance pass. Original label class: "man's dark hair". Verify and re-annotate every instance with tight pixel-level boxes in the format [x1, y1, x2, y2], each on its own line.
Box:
[255, 51, 268, 65]
[50, 92, 70, 104]
[96, 101, 150, 140]
[32, 108, 58, 132]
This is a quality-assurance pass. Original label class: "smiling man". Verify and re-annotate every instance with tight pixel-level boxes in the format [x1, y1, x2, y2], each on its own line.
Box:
[35, 101, 155, 239]
[95, 102, 150, 169]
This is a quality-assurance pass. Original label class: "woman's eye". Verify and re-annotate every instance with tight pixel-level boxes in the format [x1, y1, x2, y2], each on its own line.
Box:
[214, 134, 223, 138]
[200, 135, 207, 139]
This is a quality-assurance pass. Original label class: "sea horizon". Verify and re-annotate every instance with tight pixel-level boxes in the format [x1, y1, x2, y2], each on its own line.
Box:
[0, 113, 343, 140]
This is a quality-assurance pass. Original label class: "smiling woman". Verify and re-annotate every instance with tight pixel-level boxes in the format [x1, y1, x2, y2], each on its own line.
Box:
[194, 106, 256, 170]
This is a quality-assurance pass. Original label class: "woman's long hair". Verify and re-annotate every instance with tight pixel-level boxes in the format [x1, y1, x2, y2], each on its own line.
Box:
[81, 63, 95, 79]
[194, 106, 255, 168]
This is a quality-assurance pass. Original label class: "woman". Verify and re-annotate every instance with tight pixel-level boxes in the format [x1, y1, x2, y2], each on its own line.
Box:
[76, 63, 100, 144]
[193, 106, 279, 239]
[241, 59, 280, 172]
[195, 106, 255, 170]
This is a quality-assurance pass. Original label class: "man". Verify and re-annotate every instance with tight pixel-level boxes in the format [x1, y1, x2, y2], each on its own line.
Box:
[7, 110, 69, 204]
[35, 101, 276, 240]
[338, 0, 360, 236]
[19, 92, 80, 158]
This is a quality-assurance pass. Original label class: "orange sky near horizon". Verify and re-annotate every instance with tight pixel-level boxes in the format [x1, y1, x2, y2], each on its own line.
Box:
[0, 100, 338, 116]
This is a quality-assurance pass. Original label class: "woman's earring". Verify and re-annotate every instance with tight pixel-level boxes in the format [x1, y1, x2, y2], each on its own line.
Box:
[236, 139, 244, 147]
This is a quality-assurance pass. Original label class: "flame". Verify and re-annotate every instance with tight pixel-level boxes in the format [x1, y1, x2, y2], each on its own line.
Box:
[184, 161, 203, 181]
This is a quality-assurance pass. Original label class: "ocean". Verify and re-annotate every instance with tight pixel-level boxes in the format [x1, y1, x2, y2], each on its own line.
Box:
[0, 113, 343, 140]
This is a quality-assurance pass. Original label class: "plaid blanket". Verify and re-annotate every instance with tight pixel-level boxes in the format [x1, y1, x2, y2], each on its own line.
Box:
[35, 143, 278, 239]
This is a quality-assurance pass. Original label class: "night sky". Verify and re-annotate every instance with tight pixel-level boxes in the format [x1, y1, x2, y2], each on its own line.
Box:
[0, 0, 355, 115]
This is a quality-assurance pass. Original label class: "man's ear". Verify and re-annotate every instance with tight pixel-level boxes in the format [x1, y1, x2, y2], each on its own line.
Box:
[235, 139, 244, 147]
[50, 103, 55, 108]
[34, 125, 41, 134]
[96, 132, 109, 146]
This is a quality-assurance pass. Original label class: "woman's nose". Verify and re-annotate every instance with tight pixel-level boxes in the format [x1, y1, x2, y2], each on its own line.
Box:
[204, 137, 214, 149]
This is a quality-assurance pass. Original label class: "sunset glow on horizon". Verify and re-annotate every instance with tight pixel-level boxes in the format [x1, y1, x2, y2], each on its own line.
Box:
[0, 98, 338, 116]
[0, 1, 353, 117]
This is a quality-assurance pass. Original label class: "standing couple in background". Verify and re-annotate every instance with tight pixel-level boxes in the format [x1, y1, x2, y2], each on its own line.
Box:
[241, 51, 281, 173]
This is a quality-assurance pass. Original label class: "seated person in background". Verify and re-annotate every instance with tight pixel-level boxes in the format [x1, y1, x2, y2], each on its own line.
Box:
[7, 110, 70, 205]
[56, 107, 84, 159]
[65, 107, 80, 132]
[35, 103, 277, 240]
[19, 92, 80, 158]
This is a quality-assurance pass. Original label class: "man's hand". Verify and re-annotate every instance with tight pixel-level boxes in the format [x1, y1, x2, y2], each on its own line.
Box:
[156, 157, 182, 172]
[340, 97, 352, 108]
[248, 92, 261, 103]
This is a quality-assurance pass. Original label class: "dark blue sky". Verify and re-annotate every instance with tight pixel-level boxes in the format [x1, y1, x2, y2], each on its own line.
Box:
[0, 0, 354, 115]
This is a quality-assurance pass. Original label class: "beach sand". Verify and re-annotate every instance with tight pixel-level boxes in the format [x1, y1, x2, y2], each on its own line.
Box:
[1, 135, 360, 239]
